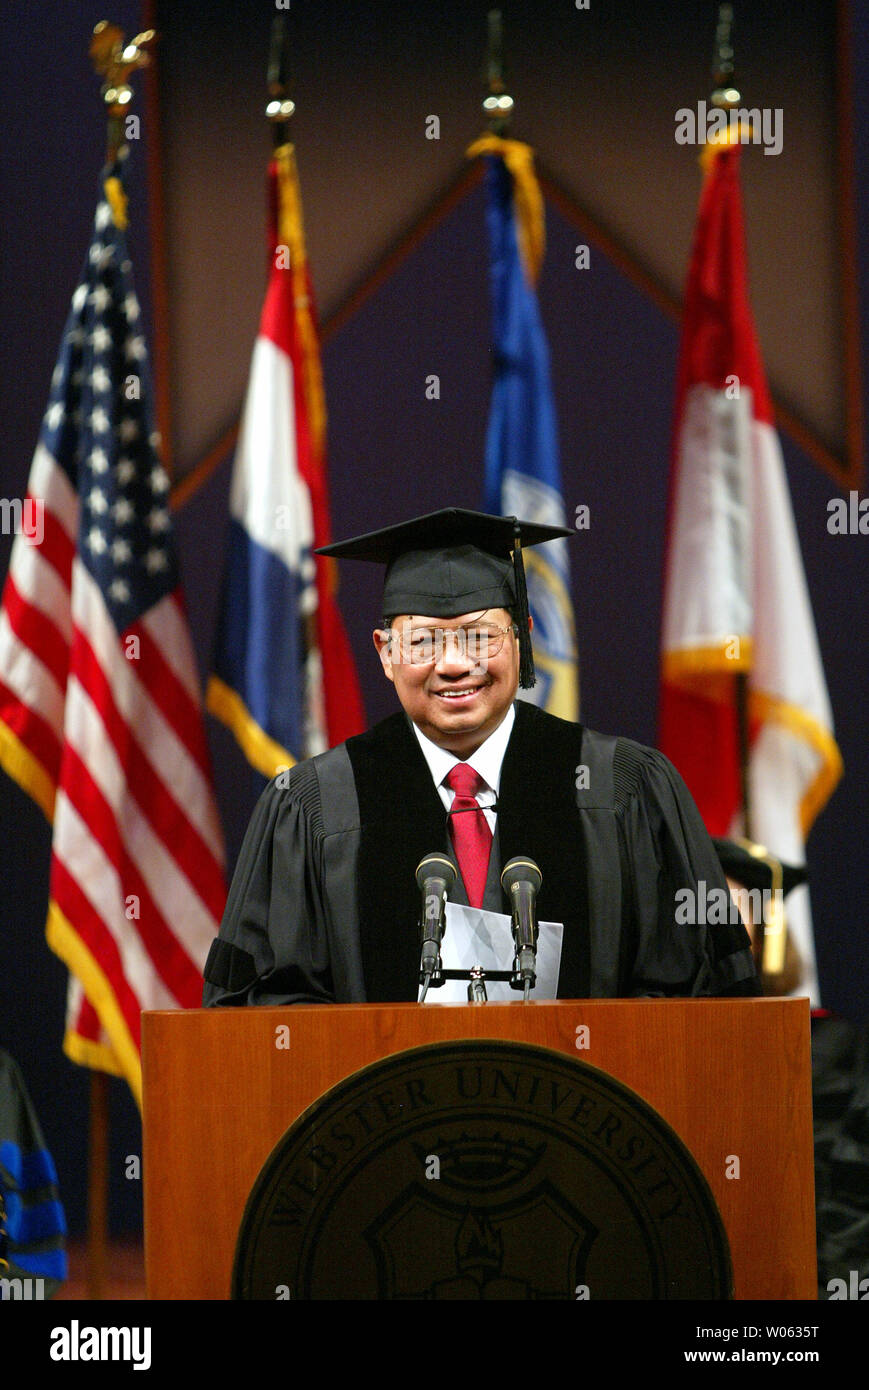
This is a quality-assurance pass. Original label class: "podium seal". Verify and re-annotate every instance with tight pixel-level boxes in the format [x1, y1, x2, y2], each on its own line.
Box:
[233, 1040, 732, 1300]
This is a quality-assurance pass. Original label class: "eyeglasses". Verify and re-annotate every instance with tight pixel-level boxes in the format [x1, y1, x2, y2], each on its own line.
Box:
[387, 621, 519, 666]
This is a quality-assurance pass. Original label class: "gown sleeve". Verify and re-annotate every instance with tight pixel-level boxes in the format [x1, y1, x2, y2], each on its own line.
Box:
[202, 774, 336, 1007]
[615, 741, 761, 998]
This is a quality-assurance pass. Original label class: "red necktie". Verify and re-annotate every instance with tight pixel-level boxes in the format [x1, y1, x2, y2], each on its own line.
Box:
[445, 763, 493, 909]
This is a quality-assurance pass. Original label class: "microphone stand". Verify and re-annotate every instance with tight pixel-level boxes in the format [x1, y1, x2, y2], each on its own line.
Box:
[501, 857, 542, 1001]
[417, 854, 456, 1000]
[467, 965, 488, 1003]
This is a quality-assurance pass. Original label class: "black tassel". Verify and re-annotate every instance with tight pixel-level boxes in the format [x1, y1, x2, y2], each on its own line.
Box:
[512, 521, 535, 688]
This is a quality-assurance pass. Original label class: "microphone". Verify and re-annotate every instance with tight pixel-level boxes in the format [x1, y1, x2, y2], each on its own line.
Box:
[416, 853, 457, 1000]
[501, 857, 542, 1001]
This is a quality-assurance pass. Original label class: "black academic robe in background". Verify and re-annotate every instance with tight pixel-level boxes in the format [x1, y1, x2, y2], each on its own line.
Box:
[202, 701, 760, 1006]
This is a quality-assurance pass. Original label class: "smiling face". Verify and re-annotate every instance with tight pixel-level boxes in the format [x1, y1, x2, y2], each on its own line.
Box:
[373, 608, 522, 757]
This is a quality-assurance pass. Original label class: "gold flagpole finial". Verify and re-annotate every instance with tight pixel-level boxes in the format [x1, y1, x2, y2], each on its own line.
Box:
[482, 9, 514, 134]
[90, 20, 156, 165]
[266, 15, 295, 147]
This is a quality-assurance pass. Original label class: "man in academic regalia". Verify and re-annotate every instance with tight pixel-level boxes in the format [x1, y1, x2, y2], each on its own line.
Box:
[202, 509, 760, 1006]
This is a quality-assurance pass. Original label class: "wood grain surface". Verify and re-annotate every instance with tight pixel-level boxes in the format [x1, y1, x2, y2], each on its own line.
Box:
[142, 998, 815, 1300]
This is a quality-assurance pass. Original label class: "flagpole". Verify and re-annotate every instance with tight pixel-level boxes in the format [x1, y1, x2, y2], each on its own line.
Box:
[709, 6, 762, 968]
[266, 16, 322, 665]
[483, 9, 514, 134]
[709, 5, 753, 842]
[90, 21, 157, 164]
[86, 20, 156, 1300]
[735, 671, 753, 838]
[267, 14, 295, 147]
[86, 1073, 109, 1299]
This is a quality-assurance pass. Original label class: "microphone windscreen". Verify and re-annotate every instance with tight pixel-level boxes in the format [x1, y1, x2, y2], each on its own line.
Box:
[500, 856, 542, 894]
[416, 853, 457, 892]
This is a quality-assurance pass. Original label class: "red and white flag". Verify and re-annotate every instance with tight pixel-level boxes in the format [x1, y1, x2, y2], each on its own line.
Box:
[0, 167, 226, 1105]
[659, 139, 842, 1003]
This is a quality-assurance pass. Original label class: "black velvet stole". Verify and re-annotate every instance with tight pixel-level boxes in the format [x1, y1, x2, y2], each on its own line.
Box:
[346, 703, 590, 1002]
[347, 712, 450, 1002]
[496, 702, 590, 998]
[494, 706, 589, 1000]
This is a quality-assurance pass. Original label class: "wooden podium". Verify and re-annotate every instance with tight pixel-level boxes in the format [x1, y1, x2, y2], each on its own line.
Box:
[142, 998, 815, 1300]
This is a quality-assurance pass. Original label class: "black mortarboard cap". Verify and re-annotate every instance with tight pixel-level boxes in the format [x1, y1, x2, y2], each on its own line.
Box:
[712, 838, 808, 897]
[317, 508, 572, 688]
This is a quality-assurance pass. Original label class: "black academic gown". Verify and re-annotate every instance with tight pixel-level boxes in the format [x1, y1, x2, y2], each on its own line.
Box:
[202, 702, 760, 1006]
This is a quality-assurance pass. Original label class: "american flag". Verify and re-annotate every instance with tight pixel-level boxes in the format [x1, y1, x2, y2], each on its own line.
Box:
[0, 163, 226, 1105]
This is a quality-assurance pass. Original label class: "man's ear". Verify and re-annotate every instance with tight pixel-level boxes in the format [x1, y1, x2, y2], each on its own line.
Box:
[527, 613, 534, 635]
[372, 627, 396, 684]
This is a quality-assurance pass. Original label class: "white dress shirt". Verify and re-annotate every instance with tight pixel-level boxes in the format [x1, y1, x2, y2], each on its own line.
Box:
[410, 702, 515, 834]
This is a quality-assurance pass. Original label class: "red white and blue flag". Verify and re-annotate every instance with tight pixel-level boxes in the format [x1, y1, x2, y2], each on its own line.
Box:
[207, 144, 364, 772]
[0, 163, 226, 1105]
[659, 138, 842, 1002]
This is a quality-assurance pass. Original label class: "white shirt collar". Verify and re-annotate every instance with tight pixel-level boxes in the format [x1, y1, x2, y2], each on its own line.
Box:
[411, 702, 516, 797]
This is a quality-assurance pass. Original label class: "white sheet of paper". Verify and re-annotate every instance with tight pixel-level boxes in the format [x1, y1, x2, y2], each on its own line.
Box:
[419, 902, 564, 1003]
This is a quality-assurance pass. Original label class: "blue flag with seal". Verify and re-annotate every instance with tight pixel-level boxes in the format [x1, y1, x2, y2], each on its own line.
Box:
[469, 135, 579, 720]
